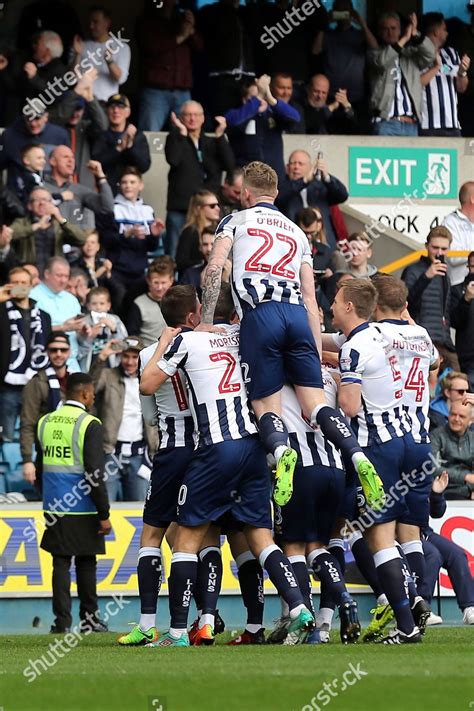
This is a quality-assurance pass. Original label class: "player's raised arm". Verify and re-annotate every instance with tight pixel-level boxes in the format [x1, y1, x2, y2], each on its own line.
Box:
[140, 327, 181, 395]
[195, 231, 233, 332]
[300, 261, 322, 357]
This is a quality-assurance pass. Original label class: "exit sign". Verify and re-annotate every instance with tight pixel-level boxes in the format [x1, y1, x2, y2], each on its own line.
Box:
[349, 147, 458, 199]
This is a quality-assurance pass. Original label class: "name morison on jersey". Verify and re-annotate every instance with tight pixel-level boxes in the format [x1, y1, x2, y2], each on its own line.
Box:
[140, 343, 195, 450]
[159, 324, 257, 448]
[216, 203, 313, 318]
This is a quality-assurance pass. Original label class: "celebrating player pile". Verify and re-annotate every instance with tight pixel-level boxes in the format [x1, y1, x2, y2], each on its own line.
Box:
[117, 161, 443, 647]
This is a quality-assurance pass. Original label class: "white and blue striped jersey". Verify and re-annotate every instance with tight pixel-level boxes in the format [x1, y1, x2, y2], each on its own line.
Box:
[281, 368, 343, 470]
[376, 320, 438, 444]
[216, 203, 312, 318]
[338, 323, 411, 447]
[158, 324, 257, 448]
[388, 58, 415, 118]
[139, 343, 196, 450]
[422, 47, 461, 130]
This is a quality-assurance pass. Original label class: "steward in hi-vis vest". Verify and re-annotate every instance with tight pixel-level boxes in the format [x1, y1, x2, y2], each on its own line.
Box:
[36, 373, 111, 633]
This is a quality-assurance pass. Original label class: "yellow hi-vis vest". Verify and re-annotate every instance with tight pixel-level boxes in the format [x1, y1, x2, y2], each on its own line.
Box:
[37, 404, 101, 515]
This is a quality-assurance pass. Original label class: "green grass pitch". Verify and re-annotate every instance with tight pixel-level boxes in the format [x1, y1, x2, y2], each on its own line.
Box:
[1, 629, 472, 711]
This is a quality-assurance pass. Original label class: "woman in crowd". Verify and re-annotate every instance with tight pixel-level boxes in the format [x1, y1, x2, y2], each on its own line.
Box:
[175, 190, 220, 278]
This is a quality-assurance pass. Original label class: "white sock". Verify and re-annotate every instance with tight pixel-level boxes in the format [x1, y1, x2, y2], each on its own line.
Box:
[351, 452, 367, 467]
[274, 444, 288, 463]
[289, 603, 306, 620]
[139, 614, 156, 632]
[316, 607, 334, 627]
[246, 624, 263, 634]
[377, 594, 389, 606]
[199, 613, 215, 629]
[169, 627, 186, 639]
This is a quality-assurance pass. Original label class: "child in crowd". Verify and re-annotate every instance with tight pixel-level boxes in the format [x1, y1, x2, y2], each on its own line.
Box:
[104, 167, 164, 298]
[15, 144, 46, 205]
[78, 286, 127, 371]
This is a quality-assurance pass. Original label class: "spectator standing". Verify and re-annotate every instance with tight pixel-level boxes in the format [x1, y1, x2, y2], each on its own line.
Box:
[14, 144, 46, 207]
[50, 70, 109, 189]
[0, 224, 19, 285]
[164, 100, 234, 258]
[346, 232, 378, 278]
[420, 12, 470, 137]
[275, 149, 348, 250]
[431, 401, 474, 500]
[92, 94, 151, 195]
[21, 31, 68, 110]
[90, 337, 151, 501]
[20, 331, 71, 485]
[450, 253, 474, 391]
[10, 187, 86, 276]
[175, 190, 220, 276]
[301, 74, 359, 134]
[76, 6, 131, 104]
[368, 12, 436, 135]
[217, 169, 243, 216]
[78, 286, 127, 372]
[136, 0, 202, 131]
[0, 112, 69, 190]
[225, 75, 301, 182]
[66, 268, 90, 310]
[196, 0, 255, 115]
[312, 0, 377, 129]
[179, 226, 215, 296]
[37, 372, 111, 633]
[29, 256, 87, 372]
[402, 227, 459, 371]
[44, 146, 113, 228]
[442, 182, 474, 286]
[0, 266, 51, 443]
[125, 261, 174, 346]
[450, 5, 474, 136]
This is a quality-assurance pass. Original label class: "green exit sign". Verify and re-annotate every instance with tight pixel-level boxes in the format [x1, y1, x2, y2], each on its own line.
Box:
[349, 147, 458, 199]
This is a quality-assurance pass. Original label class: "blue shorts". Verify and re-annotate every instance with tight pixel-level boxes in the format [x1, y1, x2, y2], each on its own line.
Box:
[143, 445, 194, 528]
[177, 436, 272, 529]
[275, 464, 346, 544]
[239, 301, 323, 401]
[360, 438, 410, 524]
[398, 434, 433, 527]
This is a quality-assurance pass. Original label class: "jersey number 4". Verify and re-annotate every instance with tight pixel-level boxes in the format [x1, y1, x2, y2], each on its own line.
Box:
[245, 228, 297, 279]
[404, 356, 425, 402]
[209, 352, 241, 394]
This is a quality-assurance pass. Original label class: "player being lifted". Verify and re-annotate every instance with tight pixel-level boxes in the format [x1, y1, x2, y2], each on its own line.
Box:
[195, 161, 384, 509]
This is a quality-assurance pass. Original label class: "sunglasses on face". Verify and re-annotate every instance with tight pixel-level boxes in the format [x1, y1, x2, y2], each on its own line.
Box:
[450, 388, 468, 394]
[202, 203, 219, 209]
[48, 347, 69, 353]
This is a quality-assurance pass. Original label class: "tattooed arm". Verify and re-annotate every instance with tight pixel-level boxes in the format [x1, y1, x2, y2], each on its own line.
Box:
[195, 231, 233, 332]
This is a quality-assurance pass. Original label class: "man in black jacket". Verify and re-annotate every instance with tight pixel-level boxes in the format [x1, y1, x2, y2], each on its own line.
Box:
[450, 251, 474, 390]
[0, 266, 51, 443]
[402, 226, 459, 370]
[275, 149, 348, 250]
[91, 94, 151, 195]
[164, 100, 234, 258]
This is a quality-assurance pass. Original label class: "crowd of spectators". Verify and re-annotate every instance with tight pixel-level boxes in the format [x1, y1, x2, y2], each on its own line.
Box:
[0, 0, 473, 505]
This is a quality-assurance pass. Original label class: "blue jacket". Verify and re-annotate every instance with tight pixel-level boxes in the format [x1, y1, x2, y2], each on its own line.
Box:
[0, 117, 70, 189]
[225, 97, 300, 182]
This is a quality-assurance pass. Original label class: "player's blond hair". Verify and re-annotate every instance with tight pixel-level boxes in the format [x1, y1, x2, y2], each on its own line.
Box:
[339, 279, 378, 320]
[242, 161, 278, 198]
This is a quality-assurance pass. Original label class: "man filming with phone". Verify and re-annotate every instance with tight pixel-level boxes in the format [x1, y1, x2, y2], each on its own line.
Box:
[0, 266, 51, 445]
[402, 227, 459, 370]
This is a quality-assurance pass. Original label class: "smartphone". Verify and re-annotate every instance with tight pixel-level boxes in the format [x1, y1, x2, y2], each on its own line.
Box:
[10, 284, 31, 298]
[437, 254, 446, 264]
[333, 10, 350, 20]
[315, 151, 323, 181]
[111, 340, 128, 352]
